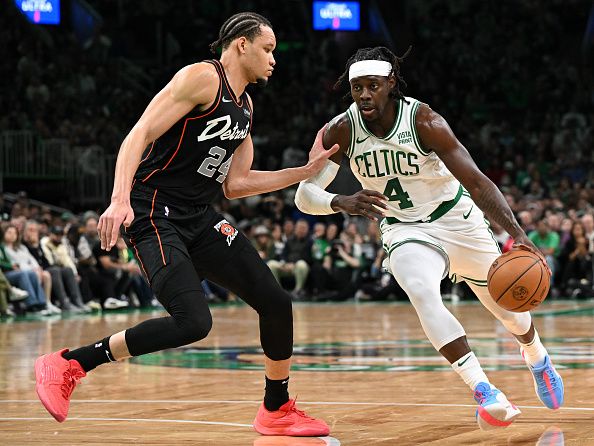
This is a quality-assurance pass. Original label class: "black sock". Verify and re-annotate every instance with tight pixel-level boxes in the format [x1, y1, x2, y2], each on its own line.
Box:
[63, 336, 116, 372]
[264, 376, 290, 411]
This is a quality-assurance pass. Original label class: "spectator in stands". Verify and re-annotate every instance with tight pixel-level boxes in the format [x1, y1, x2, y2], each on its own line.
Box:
[3, 224, 60, 314]
[252, 225, 275, 260]
[558, 218, 575, 252]
[0, 227, 49, 314]
[270, 223, 284, 260]
[360, 221, 383, 281]
[308, 222, 329, 299]
[258, 193, 290, 224]
[41, 226, 92, 310]
[310, 222, 328, 266]
[0, 270, 29, 317]
[313, 231, 362, 302]
[25, 220, 91, 312]
[10, 215, 27, 233]
[281, 219, 295, 243]
[558, 221, 593, 298]
[582, 213, 594, 253]
[114, 237, 154, 308]
[92, 236, 131, 310]
[325, 223, 339, 245]
[201, 279, 230, 304]
[74, 216, 103, 306]
[528, 219, 561, 283]
[0, 272, 12, 317]
[267, 219, 312, 300]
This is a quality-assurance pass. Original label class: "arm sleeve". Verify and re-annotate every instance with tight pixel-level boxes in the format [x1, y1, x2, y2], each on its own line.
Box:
[294, 160, 340, 215]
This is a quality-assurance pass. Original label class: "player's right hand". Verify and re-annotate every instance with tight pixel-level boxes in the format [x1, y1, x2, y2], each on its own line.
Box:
[97, 201, 134, 251]
[307, 124, 340, 173]
[332, 190, 388, 221]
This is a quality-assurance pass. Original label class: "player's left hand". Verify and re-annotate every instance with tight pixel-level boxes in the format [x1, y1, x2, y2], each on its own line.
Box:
[306, 124, 340, 174]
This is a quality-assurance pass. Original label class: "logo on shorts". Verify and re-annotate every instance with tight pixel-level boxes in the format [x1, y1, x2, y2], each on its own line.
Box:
[512, 285, 529, 301]
[165, 206, 170, 217]
[214, 219, 238, 246]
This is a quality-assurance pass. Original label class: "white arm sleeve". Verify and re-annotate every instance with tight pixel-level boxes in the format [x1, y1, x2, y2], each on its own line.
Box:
[294, 160, 340, 215]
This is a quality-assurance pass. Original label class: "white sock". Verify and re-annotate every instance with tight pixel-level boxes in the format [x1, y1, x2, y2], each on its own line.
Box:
[451, 352, 490, 391]
[518, 330, 547, 367]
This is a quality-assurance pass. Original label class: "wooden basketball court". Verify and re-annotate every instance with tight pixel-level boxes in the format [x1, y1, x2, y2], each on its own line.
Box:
[1, 300, 593, 445]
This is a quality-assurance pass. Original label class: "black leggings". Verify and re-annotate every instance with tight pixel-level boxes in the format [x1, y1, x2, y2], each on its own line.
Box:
[125, 245, 293, 360]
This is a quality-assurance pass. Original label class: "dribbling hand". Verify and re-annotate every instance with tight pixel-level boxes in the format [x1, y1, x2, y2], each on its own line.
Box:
[97, 201, 134, 250]
[512, 239, 552, 277]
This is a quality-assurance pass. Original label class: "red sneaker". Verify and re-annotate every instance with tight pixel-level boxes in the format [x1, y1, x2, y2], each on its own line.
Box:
[253, 399, 330, 437]
[35, 348, 86, 422]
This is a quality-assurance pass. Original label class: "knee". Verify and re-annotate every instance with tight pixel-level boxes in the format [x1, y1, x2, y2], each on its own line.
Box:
[178, 309, 213, 343]
[398, 277, 439, 301]
[399, 277, 438, 304]
[274, 289, 293, 313]
[267, 260, 281, 272]
[257, 287, 293, 319]
[497, 310, 531, 334]
[295, 260, 310, 273]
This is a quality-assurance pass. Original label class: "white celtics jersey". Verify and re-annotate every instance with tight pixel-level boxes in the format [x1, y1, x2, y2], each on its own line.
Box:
[345, 97, 460, 222]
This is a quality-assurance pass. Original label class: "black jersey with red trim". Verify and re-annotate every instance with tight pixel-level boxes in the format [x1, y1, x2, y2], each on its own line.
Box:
[134, 60, 252, 204]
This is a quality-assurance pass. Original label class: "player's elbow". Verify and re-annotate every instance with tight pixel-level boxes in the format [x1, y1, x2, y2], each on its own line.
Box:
[294, 182, 309, 213]
[464, 173, 494, 199]
[223, 180, 241, 200]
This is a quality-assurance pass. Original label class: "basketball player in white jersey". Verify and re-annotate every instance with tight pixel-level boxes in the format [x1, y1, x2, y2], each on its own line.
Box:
[294, 46, 564, 430]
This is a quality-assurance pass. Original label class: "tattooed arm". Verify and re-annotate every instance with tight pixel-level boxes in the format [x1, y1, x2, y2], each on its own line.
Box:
[415, 104, 533, 248]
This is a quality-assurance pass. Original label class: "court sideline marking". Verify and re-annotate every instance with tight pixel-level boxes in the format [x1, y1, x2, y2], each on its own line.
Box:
[1, 399, 593, 411]
[0, 417, 341, 445]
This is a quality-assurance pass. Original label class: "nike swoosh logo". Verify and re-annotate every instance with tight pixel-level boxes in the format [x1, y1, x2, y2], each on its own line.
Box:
[457, 355, 471, 367]
[356, 136, 370, 143]
[463, 206, 474, 219]
[222, 97, 232, 102]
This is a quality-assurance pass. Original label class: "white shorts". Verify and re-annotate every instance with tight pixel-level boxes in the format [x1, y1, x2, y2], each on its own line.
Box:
[379, 192, 501, 286]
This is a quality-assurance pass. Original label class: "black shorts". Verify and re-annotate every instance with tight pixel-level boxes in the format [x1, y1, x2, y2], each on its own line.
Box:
[122, 182, 252, 287]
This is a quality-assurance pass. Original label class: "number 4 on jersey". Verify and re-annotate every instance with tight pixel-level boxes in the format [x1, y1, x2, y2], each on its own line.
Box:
[383, 178, 413, 209]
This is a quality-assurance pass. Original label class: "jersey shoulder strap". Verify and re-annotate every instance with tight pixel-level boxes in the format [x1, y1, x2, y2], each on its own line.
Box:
[402, 96, 431, 156]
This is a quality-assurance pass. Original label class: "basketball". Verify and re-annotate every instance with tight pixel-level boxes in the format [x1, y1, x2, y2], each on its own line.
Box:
[487, 248, 551, 312]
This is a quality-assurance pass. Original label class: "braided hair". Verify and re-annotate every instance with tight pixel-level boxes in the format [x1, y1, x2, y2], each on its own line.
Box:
[209, 12, 273, 54]
[334, 46, 411, 102]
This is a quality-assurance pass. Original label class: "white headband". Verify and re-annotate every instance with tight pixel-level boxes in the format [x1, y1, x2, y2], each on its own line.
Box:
[348, 60, 392, 81]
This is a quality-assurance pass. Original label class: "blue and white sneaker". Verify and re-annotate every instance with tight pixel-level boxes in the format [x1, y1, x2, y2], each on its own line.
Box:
[522, 350, 564, 410]
[474, 382, 521, 430]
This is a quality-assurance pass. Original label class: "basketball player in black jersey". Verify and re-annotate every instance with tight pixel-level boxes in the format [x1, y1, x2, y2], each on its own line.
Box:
[34, 12, 337, 437]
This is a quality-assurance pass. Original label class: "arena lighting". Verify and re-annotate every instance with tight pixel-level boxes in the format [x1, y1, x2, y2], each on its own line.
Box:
[15, 0, 60, 25]
[313, 1, 361, 31]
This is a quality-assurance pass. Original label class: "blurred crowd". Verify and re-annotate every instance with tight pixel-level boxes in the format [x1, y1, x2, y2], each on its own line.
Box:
[0, 192, 160, 317]
[1, 0, 592, 317]
[1, 186, 593, 319]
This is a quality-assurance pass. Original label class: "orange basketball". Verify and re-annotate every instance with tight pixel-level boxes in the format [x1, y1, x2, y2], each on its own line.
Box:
[487, 248, 551, 312]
